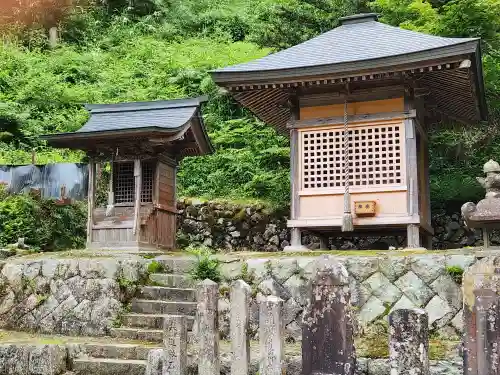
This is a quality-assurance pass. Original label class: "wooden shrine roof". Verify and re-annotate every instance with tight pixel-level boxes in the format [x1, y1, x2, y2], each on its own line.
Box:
[211, 13, 488, 134]
[42, 96, 213, 157]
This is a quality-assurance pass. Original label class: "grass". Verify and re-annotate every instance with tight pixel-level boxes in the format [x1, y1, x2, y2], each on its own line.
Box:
[0, 329, 160, 347]
[8, 245, 491, 263]
[355, 336, 458, 360]
[179, 196, 277, 209]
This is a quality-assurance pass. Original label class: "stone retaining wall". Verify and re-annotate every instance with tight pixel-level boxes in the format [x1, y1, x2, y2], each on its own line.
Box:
[217, 252, 479, 341]
[0, 257, 149, 336]
[0, 343, 462, 375]
[176, 199, 489, 251]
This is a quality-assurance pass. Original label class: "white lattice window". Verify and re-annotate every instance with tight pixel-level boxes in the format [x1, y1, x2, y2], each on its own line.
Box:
[300, 122, 405, 190]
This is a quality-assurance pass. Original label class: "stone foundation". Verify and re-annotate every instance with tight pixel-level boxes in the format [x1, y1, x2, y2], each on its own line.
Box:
[176, 199, 492, 251]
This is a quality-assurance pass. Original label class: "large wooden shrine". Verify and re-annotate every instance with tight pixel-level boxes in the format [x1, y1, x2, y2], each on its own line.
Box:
[212, 13, 487, 249]
[44, 97, 212, 250]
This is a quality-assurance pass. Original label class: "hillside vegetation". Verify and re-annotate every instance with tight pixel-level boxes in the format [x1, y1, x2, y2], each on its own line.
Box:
[1, 0, 500, 208]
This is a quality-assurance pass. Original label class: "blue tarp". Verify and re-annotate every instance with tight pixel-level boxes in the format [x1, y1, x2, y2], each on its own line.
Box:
[0, 163, 88, 200]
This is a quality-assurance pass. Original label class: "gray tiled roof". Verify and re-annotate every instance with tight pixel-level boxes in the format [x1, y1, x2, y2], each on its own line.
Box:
[77, 97, 205, 133]
[215, 16, 477, 73]
[78, 106, 197, 133]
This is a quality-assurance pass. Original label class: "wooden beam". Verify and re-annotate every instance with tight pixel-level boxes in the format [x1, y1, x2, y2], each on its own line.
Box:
[287, 110, 416, 129]
[133, 159, 142, 236]
[86, 159, 96, 246]
[154, 203, 178, 214]
[299, 84, 404, 108]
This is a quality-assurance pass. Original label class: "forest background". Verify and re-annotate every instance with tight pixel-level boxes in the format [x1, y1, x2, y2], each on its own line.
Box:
[1, 0, 500, 210]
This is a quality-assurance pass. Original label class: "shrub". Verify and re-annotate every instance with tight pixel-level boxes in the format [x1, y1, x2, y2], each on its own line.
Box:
[147, 260, 164, 274]
[446, 265, 465, 284]
[187, 246, 221, 282]
[0, 193, 86, 251]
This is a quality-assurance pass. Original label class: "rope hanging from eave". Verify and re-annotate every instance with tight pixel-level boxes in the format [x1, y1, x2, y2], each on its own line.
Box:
[342, 86, 354, 232]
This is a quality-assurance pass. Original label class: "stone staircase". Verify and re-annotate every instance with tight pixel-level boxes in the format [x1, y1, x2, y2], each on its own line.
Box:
[73, 257, 197, 375]
[72, 343, 155, 375]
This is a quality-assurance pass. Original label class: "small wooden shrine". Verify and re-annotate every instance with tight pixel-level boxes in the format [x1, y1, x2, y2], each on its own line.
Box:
[43, 97, 212, 251]
[212, 13, 487, 249]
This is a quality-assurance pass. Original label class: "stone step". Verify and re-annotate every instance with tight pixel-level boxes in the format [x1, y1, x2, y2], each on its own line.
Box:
[109, 327, 194, 344]
[155, 256, 196, 274]
[149, 273, 197, 288]
[122, 313, 195, 330]
[109, 327, 163, 342]
[81, 343, 160, 360]
[131, 299, 197, 315]
[72, 358, 146, 375]
[138, 286, 196, 302]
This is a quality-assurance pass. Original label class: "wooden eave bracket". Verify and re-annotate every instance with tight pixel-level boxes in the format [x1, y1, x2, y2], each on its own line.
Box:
[287, 110, 417, 129]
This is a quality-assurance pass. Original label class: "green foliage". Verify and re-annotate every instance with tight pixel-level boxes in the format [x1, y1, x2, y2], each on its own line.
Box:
[117, 277, 140, 297]
[249, 0, 362, 50]
[369, 0, 439, 32]
[445, 265, 464, 284]
[0, 193, 86, 251]
[178, 118, 290, 204]
[147, 260, 165, 274]
[187, 246, 222, 282]
[264, 260, 273, 277]
[436, 0, 500, 48]
[35, 294, 49, 307]
[2, 0, 500, 209]
[239, 262, 256, 284]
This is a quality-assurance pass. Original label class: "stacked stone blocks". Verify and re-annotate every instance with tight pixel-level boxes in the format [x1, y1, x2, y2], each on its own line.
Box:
[218, 253, 476, 340]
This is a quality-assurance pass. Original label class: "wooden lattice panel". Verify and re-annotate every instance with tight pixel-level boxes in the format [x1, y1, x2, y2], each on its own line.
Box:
[114, 161, 155, 204]
[114, 162, 135, 203]
[141, 161, 154, 203]
[300, 122, 405, 190]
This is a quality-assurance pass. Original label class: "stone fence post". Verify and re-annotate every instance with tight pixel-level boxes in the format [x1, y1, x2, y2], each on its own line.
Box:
[389, 308, 430, 375]
[463, 258, 500, 375]
[230, 280, 251, 375]
[145, 349, 164, 375]
[163, 315, 187, 375]
[259, 295, 284, 375]
[467, 289, 500, 375]
[302, 255, 355, 375]
[196, 279, 220, 375]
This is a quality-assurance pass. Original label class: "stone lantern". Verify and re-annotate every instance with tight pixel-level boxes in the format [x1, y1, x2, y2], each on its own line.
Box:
[462, 159, 500, 248]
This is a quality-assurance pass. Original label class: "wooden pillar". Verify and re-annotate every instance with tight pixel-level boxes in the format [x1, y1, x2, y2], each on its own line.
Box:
[133, 159, 142, 236]
[108, 161, 114, 205]
[86, 159, 96, 246]
[405, 92, 421, 249]
[407, 224, 420, 248]
[290, 128, 299, 221]
[154, 162, 160, 204]
[285, 96, 308, 252]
